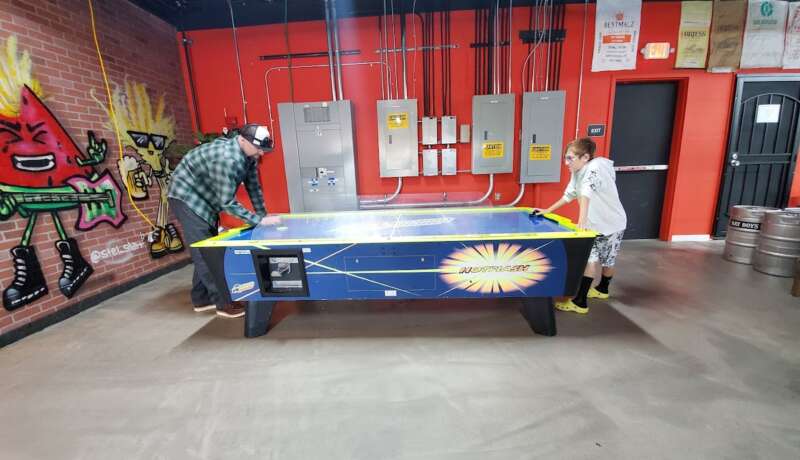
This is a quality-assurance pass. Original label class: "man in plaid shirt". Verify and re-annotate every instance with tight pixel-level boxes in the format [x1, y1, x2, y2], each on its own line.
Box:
[168, 124, 280, 318]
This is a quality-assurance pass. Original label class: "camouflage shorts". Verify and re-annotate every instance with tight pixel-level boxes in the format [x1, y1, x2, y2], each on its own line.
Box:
[588, 230, 624, 267]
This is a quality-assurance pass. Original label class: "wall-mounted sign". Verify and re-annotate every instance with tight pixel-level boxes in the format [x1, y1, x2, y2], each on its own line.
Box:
[641, 42, 672, 59]
[592, 0, 643, 71]
[587, 124, 606, 137]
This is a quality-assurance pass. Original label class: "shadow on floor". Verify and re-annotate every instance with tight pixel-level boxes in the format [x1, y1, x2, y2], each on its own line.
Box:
[178, 297, 652, 343]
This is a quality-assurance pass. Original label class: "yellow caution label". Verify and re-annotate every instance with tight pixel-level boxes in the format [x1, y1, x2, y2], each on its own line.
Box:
[482, 141, 504, 158]
[529, 144, 551, 161]
[387, 112, 409, 129]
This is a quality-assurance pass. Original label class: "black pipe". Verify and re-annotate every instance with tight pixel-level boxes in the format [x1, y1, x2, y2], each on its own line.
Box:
[555, 2, 564, 89]
[424, 11, 430, 115]
[181, 31, 202, 132]
[473, 9, 478, 95]
[526, 4, 533, 90]
[400, 1, 407, 98]
[258, 49, 360, 61]
[445, 7, 453, 115]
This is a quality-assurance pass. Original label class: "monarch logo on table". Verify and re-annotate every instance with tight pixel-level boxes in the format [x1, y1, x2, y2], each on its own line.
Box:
[440, 243, 552, 294]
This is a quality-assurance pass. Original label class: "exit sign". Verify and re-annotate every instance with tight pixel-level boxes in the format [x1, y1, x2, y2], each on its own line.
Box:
[587, 124, 605, 137]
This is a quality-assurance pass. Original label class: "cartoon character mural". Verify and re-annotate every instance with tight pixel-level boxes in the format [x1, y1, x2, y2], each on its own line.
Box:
[0, 36, 126, 311]
[94, 81, 184, 258]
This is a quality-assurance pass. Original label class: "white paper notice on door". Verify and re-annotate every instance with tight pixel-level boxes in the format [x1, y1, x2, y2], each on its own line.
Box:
[756, 104, 781, 123]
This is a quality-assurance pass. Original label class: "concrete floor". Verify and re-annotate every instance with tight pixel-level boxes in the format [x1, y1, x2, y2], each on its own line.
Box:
[0, 240, 798, 459]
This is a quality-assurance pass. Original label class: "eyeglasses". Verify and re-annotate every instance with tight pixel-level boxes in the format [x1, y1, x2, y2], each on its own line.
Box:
[127, 131, 168, 150]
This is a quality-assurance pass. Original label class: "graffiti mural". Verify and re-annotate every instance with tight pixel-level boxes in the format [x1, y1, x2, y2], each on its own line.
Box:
[96, 81, 184, 259]
[0, 36, 126, 311]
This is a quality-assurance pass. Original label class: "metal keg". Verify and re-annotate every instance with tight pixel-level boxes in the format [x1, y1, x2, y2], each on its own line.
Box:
[724, 206, 778, 264]
[753, 211, 800, 277]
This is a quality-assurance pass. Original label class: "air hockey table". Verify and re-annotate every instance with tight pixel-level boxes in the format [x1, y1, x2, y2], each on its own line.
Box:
[194, 207, 596, 338]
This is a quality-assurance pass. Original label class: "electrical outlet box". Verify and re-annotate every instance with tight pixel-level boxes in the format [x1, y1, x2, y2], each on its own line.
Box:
[422, 149, 438, 176]
[459, 124, 470, 143]
[441, 116, 457, 144]
[441, 148, 456, 175]
[422, 117, 437, 145]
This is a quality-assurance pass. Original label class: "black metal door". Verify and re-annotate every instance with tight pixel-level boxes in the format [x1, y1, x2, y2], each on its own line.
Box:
[714, 76, 800, 236]
[609, 82, 677, 239]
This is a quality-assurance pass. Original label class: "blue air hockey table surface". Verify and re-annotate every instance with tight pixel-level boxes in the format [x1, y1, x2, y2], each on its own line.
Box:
[194, 207, 596, 338]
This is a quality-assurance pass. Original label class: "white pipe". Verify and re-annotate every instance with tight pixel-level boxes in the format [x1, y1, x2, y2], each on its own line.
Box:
[324, 0, 338, 101]
[331, 0, 344, 100]
[390, 0, 399, 99]
[401, 13, 408, 99]
[383, 1, 392, 99]
[227, 0, 247, 122]
[494, 0, 500, 95]
[265, 61, 389, 139]
[545, 0, 552, 91]
[358, 177, 403, 205]
[360, 174, 495, 209]
[575, 0, 588, 137]
[502, 183, 526, 207]
[508, 0, 513, 93]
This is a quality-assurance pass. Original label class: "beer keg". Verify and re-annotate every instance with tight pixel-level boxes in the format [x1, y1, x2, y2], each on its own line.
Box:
[724, 206, 777, 264]
[753, 211, 800, 277]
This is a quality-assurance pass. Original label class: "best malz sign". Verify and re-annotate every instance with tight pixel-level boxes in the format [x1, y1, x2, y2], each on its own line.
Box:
[592, 0, 643, 72]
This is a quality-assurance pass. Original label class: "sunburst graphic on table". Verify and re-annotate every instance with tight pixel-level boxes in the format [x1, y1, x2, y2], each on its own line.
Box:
[439, 243, 552, 294]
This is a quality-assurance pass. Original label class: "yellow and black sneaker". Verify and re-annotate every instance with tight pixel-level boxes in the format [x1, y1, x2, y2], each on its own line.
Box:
[554, 299, 589, 315]
[587, 288, 609, 300]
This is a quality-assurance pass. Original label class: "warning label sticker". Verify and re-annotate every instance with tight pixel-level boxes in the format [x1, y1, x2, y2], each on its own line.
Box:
[482, 141, 505, 158]
[387, 113, 409, 129]
[529, 144, 552, 161]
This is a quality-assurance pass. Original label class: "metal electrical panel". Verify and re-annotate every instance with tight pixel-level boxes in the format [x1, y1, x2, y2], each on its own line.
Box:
[422, 117, 437, 145]
[520, 91, 566, 183]
[422, 149, 438, 176]
[377, 99, 419, 177]
[441, 148, 457, 175]
[460, 124, 470, 143]
[472, 94, 516, 174]
[441, 116, 457, 144]
[278, 100, 358, 213]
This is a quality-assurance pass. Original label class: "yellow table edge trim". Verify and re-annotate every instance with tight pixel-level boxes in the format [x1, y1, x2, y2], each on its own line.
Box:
[192, 209, 595, 248]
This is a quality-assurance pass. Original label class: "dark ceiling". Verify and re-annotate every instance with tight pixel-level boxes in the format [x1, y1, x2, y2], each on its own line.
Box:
[130, 0, 600, 31]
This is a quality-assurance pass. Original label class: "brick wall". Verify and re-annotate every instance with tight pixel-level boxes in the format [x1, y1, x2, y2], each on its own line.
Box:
[0, 0, 193, 339]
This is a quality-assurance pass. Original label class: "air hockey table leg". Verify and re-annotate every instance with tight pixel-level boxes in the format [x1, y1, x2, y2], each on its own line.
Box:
[245, 301, 276, 338]
[521, 297, 557, 336]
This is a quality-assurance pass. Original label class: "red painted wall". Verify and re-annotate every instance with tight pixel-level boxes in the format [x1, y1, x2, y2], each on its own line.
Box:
[178, 2, 800, 238]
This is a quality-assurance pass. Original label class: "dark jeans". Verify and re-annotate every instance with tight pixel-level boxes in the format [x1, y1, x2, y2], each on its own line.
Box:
[169, 198, 222, 309]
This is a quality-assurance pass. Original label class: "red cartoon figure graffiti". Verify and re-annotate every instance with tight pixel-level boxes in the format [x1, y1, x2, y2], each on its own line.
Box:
[0, 36, 125, 311]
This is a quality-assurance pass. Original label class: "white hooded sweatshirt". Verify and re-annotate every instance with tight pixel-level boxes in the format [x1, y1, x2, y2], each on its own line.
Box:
[563, 157, 627, 235]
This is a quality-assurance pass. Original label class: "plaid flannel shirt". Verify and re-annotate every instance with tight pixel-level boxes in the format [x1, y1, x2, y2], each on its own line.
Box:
[167, 137, 267, 226]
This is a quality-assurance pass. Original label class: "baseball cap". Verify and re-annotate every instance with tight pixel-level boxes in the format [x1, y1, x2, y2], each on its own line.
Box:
[239, 123, 274, 150]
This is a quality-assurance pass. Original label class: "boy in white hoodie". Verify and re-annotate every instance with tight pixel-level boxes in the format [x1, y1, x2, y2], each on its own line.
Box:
[537, 138, 627, 314]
